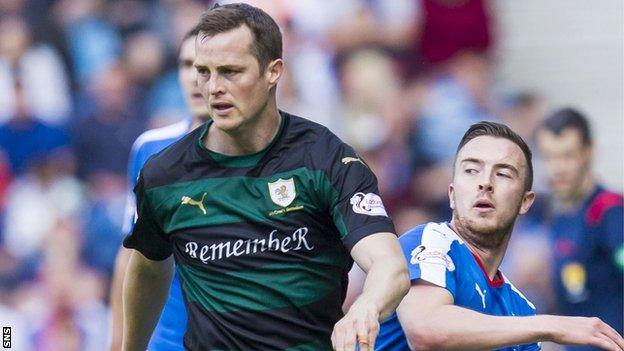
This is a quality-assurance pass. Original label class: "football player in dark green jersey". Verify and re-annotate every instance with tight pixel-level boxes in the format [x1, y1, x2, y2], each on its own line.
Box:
[121, 3, 409, 351]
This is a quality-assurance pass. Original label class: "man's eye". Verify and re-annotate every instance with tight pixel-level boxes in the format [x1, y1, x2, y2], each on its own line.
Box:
[465, 169, 477, 174]
[497, 172, 511, 178]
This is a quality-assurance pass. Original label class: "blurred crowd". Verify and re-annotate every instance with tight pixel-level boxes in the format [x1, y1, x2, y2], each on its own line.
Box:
[0, 0, 618, 350]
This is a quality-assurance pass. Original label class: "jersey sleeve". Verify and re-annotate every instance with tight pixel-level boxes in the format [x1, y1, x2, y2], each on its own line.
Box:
[399, 223, 458, 298]
[122, 172, 172, 260]
[319, 139, 396, 251]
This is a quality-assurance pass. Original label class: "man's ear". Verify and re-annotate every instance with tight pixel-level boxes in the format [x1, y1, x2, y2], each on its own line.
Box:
[448, 183, 456, 210]
[519, 191, 535, 215]
[265, 58, 283, 88]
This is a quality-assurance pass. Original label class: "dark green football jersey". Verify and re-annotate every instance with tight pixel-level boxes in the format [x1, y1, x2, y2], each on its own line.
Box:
[124, 112, 395, 350]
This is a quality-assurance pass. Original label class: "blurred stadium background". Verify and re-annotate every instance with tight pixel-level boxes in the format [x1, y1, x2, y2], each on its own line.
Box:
[0, 0, 621, 350]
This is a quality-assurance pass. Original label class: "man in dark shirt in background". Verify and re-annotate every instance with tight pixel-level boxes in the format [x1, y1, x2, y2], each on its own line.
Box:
[536, 108, 623, 344]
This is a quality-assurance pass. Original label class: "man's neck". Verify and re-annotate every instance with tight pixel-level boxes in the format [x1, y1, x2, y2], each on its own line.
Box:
[206, 104, 281, 156]
[559, 175, 596, 210]
[449, 217, 512, 281]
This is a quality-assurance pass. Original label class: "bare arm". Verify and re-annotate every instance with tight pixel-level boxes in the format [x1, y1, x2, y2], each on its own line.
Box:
[350, 233, 410, 321]
[122, 250, 174, 351]
[398, 282, 624, 351]
[332, 232, 410, 351]
[109, 247, 132, 351]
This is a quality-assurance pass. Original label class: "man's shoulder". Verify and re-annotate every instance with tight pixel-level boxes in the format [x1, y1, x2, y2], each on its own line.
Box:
[284, 112, 345, 152]
[400, 222, 460, 250]
[585, 187, 624, 227]
[140, 122, 202, 189]
[283, 112, 361, 174]
[132, 120, 190, 156]
[401, 222, 461, 279]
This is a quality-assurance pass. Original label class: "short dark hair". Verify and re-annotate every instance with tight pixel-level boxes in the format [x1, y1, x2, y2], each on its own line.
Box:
[196, 3, 282, 72]
[456, 121, 534, 191]
[540, 107, 592, 145]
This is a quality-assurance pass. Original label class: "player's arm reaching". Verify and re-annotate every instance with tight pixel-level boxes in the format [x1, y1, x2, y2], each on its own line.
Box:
[122, 251, 174, 351]
[318, 138, 409, 351]
[398, 281, 624, 351]
[332, 233, 409, 351]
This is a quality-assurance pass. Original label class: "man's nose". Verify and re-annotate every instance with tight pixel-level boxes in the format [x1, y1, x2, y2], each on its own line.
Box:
[478, 182, 493, 192]
[208, 75, 225, 95]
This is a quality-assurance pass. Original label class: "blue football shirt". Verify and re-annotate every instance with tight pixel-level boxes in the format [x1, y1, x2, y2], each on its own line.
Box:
[377, 222, 539, 351]
[123, 120, 192, 351]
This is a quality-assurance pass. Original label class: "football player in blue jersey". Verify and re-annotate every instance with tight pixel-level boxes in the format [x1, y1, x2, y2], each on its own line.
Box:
[107, 26, 210, 351]
[376, 121, 624, 351]
[536, 108, 623, 348]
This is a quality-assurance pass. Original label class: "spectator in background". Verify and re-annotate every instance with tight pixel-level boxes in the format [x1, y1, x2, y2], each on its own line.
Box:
[416, 0, 492, 68]
[410, 50, 496, 220]
[2, 149, 84, 271]
[123, 30, 166, 94]
[123, 30, 167, 120]
[68, 59, 143, 280]
[339, 48, 413, 213]
[71, 62, 145, 180]
[51, 0, 121, 84]
[536, 108, 623, 339]
[0, 79, 69, 176]
[150, 0, 208, 51]
[27, 219, 108, 351]
[70, 59, 145, 277]
[0, 15, 72, 125]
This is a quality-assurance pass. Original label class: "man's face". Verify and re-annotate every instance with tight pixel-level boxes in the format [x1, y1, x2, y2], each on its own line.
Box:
[178, 36, 210, 119]
[450, 136, 534, 234]
[194, 25, 280, 132]
[536, 128, 591, 202]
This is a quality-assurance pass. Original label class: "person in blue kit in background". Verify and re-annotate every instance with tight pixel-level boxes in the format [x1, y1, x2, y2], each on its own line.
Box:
[376, 121, 624, 350]
[107, 26, 211, 351]
[536, 108, 623, 346]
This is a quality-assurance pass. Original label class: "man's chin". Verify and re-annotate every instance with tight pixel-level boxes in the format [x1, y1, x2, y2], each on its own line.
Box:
[212, 117, 241, 132]
[464, 217, 501, 235]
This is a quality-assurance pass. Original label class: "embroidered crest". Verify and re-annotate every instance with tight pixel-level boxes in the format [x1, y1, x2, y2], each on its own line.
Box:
[268, 178, 297, 207]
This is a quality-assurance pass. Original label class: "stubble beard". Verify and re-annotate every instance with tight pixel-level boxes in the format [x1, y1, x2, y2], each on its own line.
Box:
[452, 198, 522, 251]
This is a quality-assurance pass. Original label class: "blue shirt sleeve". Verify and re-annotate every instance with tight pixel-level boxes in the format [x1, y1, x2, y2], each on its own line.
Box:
[519, 342, 541, 350]
[399, 223, 457, 297]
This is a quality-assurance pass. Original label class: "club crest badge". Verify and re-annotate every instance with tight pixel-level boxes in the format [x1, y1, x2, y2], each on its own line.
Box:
[268, 178, 297, 207]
